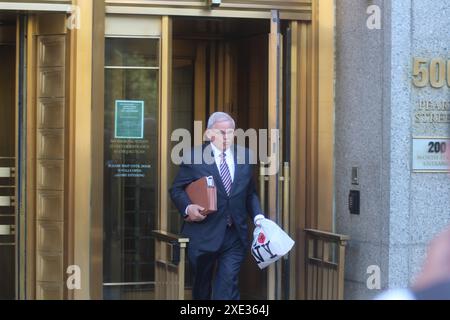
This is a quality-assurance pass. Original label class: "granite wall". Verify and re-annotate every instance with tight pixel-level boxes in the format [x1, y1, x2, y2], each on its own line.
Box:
[335, 0, 450, 299]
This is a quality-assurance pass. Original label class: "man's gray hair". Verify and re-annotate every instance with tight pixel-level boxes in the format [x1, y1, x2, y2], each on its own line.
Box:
[207, 112, 236, 129]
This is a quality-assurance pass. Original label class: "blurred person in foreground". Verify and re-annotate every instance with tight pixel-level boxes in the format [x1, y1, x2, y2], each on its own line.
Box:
[377, 144, 450, 300]
[376, 226, 450, 300]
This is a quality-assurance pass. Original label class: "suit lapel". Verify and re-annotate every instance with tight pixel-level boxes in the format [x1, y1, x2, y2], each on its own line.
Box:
[229, 145, 242, 197]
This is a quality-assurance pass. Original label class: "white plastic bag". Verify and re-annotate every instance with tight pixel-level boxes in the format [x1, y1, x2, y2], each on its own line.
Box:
[251, 218, 295, 269]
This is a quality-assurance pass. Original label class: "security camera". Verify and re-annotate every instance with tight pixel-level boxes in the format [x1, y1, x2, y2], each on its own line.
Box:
[208, 0, 221, 7]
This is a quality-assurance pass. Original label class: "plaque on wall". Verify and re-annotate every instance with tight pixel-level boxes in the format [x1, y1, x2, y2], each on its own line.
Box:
[412, 137, 450, 172]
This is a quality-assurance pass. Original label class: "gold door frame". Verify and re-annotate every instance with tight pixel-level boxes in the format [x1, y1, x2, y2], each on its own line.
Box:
[263, 0, 335, 300]
[35, 0, 334, 300]
[267, 10, 282, 300]
[159, 16, 171, 232]
[6, 2, 331, 300]
[23, 0, 105, 300]
[0, 1, 72, 12]
[92, 12, 168, 299]
[90, 0, 105, 300]
[24, 12, 71, 300]
[104, 0, 312, 21]
[287, 0, 335, 299]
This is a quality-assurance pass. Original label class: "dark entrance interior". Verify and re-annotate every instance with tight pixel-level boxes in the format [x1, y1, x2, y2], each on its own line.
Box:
[169, 17, 270, 299]
[0, 13, 17, 300]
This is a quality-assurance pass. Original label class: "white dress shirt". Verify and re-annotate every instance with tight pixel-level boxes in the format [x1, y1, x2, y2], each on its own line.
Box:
[210, 143, 234, 182]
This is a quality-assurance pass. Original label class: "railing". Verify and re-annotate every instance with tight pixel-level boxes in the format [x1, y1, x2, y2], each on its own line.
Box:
[151, 230, 189, 300]
[304, 229, 349, 300]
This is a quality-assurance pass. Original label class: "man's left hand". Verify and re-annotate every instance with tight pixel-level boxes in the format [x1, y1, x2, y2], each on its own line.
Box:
[254, 214, 265, 227]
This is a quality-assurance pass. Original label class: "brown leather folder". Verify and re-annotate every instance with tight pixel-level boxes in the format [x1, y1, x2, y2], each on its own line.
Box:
[185, 176, 217, 215]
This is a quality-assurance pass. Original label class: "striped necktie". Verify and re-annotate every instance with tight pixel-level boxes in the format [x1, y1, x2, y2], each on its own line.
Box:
[219, 152, 232, 195]
[219, 152, 233, 226]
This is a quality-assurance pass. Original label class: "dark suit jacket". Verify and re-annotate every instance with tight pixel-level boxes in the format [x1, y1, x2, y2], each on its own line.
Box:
[169, 143, 263, 252]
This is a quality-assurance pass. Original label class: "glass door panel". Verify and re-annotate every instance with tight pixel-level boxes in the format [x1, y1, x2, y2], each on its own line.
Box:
[103, 36, 159, 300]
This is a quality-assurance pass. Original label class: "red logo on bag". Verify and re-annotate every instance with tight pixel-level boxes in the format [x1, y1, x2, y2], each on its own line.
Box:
[258, 232, 266, 244]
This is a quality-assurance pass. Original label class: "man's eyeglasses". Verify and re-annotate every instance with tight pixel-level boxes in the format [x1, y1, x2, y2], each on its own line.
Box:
[210, 129, 235, 136]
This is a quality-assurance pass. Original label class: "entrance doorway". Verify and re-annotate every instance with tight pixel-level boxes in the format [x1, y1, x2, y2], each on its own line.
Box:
[101, 14, 300, 300]
[0, 12, 25, 300]
[0, 11, 69, 301]
[168, 17, 288, 300]
[0, 13, 18, 300]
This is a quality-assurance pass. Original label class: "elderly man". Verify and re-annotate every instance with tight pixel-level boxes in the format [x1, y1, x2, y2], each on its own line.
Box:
[169, 112, 265, 300]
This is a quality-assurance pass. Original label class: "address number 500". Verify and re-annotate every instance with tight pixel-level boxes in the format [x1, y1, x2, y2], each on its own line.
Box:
[413, 57, 450, 88]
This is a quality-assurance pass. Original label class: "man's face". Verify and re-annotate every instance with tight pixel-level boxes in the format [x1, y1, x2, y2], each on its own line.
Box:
[207, 120, 235, 151]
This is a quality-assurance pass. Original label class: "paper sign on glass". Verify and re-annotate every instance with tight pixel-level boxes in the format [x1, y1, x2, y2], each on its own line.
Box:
[115, 100, 144, 139]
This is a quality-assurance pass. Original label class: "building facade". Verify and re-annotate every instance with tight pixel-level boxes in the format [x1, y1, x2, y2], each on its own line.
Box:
[335, 0, 450, 299]
[0, 0, 448, 300]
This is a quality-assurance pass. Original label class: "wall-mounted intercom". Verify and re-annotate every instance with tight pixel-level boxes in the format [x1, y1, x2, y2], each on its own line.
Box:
[349, 190, 360, 215]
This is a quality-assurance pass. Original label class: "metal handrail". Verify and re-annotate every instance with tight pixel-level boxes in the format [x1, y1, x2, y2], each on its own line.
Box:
[151, 230, 189, 244]
[305, 228, 349, 300]
[304, 229, 349, 244]
[103, 281, 154, 287]
[151, 229, 189, 300]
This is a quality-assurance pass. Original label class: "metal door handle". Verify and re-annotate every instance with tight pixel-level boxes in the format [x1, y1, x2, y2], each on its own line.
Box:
[0, 225, 15, 236]
[0, 167, 15, 178]
[0, 196, 15, 207]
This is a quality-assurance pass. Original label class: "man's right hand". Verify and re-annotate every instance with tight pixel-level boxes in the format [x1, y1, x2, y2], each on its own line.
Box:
[185, 204, 206, 222]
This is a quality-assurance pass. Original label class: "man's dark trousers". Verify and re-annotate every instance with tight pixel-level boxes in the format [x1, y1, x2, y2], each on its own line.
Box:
[189, 224, 246, 300]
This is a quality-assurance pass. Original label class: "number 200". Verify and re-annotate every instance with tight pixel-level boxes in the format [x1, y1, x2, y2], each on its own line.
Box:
[413, 58, 450, 88]
[428, 142, 447, 154]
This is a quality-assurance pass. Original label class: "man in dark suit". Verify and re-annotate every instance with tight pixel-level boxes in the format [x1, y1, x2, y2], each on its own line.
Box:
[169, 112, 265, 300]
